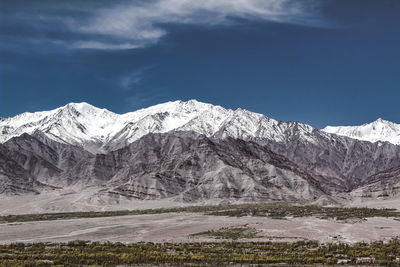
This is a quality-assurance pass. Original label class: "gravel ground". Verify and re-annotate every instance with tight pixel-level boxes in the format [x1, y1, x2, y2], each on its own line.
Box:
[0, 212, 399, 244]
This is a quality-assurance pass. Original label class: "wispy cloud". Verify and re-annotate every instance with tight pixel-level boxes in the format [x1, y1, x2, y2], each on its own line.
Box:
[120, 66, 154, 91]
[73, 41, 140, 50]
[73, 0, 322, 50]
[1, 0, 323, 51]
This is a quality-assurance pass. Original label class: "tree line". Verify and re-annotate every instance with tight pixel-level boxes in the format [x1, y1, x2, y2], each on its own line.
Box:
[0, 239, 399, 266]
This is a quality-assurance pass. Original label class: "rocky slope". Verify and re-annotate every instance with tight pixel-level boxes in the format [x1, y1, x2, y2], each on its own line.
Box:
[94, 132, 330, 202]
[0, 144, 45, 195]
[255, 127, 400, 193]
[350, 166, 400, 199]
[0, 131, 330, 202]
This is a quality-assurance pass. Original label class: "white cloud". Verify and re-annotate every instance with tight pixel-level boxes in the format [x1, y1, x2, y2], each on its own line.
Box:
[121, 70, 144, 90]
[73, 41, 140, 50]
[121, 72, 142, 90]
[119, 66, 156, 90]
[72, 0, 321, 50]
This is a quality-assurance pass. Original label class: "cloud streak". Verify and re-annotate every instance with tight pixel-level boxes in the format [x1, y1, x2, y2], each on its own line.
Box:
[73, 0, 321, 50]
[73, 41, 140, 50]
[1, 0, 323, 51]
[120, 66, 154, 91]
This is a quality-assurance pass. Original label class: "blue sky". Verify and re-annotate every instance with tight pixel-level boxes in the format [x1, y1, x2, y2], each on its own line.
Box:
[1, 0, 399, 128]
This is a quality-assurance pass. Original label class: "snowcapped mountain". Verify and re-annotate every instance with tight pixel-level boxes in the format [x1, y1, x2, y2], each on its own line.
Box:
[1, 100, 400, 207]
[0, 102, 120, 153]
[0, 100, 322, 153]
[322, 118, 400, 145]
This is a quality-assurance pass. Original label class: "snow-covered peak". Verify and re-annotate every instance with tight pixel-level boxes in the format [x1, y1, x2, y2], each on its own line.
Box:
[0, 102, 120, 150]
[322, 118, 400, 145]
[61, 102, 119, 119]
[123, 99, 218, 118]
[0, 99, 320, 153]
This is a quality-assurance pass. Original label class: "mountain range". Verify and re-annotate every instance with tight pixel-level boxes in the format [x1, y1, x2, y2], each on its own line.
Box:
[0, 100, 399, 208]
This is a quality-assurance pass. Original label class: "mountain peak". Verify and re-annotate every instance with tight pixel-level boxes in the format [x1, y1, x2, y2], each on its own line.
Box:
[64, 102, 92, 109]
[370, 118, 396, 127]
[62, 102, 114, 115]
[322, 119, 400, 145]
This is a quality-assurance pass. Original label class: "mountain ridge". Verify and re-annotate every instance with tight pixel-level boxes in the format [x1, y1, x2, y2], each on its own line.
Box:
[3, 101, 399, 149]
[0, 100, 299, 153]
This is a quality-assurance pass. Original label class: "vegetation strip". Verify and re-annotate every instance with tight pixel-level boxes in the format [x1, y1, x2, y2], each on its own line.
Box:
[190, 226, 259, 240]
[1, 203, 400, 223]
[0, 239, 399, 266]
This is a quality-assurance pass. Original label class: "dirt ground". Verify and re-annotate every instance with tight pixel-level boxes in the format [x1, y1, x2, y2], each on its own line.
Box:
[0, 212, 399, 244]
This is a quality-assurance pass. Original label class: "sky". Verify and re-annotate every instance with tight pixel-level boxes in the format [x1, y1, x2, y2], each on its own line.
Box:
[0, 0, 399, 128]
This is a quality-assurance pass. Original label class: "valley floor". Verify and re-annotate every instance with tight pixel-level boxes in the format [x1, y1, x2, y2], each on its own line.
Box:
[1, 201, 400, 265]
[1, 187, 399, 215]
[0, 188, 191, 215]
[0, 212, 399, 244]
